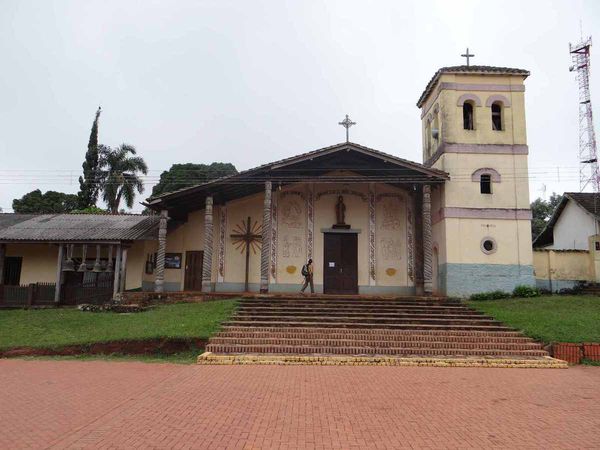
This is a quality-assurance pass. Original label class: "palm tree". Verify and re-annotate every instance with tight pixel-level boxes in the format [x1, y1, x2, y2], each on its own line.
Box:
[98, 144, 148, 214]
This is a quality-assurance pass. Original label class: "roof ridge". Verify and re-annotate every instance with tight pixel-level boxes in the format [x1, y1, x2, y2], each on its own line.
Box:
[417, 65, 530, 108]
[146, 142, 448, 204]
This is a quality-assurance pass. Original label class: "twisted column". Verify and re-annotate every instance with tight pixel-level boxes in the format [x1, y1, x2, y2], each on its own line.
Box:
[154, 210, 168, 293]
[422, 185, 433, 295]
[260, 181, 272, 293]
[202, 196, 214, 292]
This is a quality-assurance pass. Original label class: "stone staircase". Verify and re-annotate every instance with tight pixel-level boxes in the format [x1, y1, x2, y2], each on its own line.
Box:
[198, 297, 567, 367]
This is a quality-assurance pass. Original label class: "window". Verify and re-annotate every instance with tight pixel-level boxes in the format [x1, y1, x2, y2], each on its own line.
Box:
[3, 256, 22, 285]
[432, 115, 439, 142]
[491, 102, 502, 130]
[463, 102, 474, 130]
[480, 174, 492, 194]
[481, 238, 497, 255]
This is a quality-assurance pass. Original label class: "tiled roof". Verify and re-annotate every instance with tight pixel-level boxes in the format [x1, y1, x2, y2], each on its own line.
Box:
[533, 192, 600, 247]
[147, 141, 449, 205]
[417, 65, 530, 108]
[0, 213, 160, 242]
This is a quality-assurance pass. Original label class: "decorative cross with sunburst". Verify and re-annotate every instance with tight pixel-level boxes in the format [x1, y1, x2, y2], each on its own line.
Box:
[230, 216, 262, 291]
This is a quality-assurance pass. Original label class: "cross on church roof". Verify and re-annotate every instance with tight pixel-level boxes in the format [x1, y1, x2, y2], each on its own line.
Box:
[338, 114, 356, 143]
[461, 47, 475, 66]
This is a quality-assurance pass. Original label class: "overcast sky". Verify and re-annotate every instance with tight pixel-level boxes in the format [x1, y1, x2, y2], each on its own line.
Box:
[1, 0, 599, 212]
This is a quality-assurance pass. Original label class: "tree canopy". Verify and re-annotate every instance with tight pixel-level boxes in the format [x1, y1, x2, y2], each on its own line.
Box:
[98, 144, 148, 214]
[530, 193, 562, 241]
[12, 190, 79, 213]
[77, 107, 102, 209]
[151, 162, 238, 197]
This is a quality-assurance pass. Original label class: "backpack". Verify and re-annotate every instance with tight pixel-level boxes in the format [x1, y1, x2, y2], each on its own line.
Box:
[301, 264, 309, 276]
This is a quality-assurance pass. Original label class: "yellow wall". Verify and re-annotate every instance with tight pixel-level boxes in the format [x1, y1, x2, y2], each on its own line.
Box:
[533, 249, 592, 282]
[6, 243, 58, 284]
[443, 218, 532, 266]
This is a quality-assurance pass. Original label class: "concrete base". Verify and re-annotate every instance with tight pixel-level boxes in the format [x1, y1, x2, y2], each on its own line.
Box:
[440, 263, 535, 297]
[142, 281, 181, 292]
[197, 353, 567, 369]
[535, 279, 582, 292]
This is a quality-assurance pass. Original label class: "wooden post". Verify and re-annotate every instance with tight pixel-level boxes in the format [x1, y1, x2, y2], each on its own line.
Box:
[27, 283, 35, 307]
[93, 244, 102, 272]
[54, 244, 64, 304]
[0, 243, 5, 285]
[260, 181, 272, 293]
[422, 184, 433, 295]
[119, 247, 128, 293]
[202, 197, 214, 292]
[113, 245, 122, 299]
[155, 210, 168, 293]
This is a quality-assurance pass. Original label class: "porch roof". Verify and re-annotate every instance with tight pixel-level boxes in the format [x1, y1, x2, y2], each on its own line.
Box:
[0, 213, 160, 243]
[145, 141, 449, 217]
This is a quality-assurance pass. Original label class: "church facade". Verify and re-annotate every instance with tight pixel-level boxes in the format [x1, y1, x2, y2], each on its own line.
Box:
[144, 65, 535, 297]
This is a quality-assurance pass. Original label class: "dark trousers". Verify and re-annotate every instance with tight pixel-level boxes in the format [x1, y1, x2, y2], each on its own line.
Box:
[301, 275, 314, 293]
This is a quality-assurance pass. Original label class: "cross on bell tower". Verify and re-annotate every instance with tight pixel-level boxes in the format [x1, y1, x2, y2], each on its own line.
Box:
[338, 114, 356, 142]
[461, 47, 475, 66]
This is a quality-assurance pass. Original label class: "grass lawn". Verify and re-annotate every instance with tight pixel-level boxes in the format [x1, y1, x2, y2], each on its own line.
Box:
[0, 299, 238, 350]
[468, 295, 600, 343]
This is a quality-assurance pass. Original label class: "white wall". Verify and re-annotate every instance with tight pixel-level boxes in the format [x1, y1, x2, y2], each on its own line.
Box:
[548, 200, 598, 250]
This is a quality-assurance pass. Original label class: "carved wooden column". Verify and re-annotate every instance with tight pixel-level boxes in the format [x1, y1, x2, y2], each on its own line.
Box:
[260, 181, 272, 293]
[0, 243, 5, 285]
[202, 196, 214, 292]
[113, 244, 122, 299]
[119, 247, 128, 293]
[154, 210, 168, 293]
[53, 244, 64, 304]
[422, 184, 433, 295]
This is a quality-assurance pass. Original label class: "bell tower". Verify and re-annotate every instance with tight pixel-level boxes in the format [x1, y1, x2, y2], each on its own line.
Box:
[417, 65, 535, 297]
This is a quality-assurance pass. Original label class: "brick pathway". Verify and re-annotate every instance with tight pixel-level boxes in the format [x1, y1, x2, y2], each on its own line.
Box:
[1, 360, 599, 449]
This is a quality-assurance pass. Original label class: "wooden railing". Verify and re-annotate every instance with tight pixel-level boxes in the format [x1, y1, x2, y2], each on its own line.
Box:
[0, 283, 56, 307]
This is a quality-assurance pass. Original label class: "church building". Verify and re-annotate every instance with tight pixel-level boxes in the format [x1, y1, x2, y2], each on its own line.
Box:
[143, 65, 535, 297]
[0, 65, 535, 300]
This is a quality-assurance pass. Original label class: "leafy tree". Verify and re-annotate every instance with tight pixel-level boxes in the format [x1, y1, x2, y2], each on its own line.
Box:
[77, 107, 102, 209]
[71, 206, 107, 214]
[12, 189, 79, 213]
[151, 162, 238, 197]
[98, 144, 148, 214]
[531, 192, 562, 241]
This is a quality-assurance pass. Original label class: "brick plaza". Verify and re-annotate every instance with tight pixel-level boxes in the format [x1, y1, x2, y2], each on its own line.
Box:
[0, 360, 598, 449]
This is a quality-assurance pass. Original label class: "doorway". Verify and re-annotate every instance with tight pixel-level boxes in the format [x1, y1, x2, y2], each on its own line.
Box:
[184, 251, 204, 291]
[323, 233, 358, 294]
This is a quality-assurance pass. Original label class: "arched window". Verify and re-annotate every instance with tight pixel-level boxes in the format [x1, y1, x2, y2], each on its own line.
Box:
[432, 115, 439, 142]
[463, 101, 474, 130]
[491, 102, 502, 131]
[480, 174, 492, 194]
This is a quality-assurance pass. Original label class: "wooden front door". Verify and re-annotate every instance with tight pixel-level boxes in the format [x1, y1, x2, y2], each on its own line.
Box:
[184, 251, 204, 291]
[323, 233, 358, 294]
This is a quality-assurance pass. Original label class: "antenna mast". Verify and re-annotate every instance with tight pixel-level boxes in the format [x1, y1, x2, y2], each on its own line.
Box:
[569, 35, 598, 192]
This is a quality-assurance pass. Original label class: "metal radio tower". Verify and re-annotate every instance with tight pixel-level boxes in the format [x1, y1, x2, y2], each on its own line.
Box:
[569, 35, 599, 192]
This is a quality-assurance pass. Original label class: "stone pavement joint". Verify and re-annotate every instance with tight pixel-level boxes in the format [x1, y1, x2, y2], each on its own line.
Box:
[0, 359, 598, 449]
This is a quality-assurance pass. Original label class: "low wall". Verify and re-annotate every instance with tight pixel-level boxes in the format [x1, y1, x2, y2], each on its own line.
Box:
[553, 342, 600, 364]
[533, 249, 592, 292]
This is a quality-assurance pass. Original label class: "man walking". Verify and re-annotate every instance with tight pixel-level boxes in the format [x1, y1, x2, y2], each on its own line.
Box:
[300, 258, 314, 295]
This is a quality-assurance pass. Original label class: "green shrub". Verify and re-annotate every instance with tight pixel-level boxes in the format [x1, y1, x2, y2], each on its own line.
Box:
[512, 285, 540, 298]
[469, 290, 510, 301]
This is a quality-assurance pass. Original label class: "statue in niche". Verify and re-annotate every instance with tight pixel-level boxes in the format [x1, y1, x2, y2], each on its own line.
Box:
[333, 195, 350, 229]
